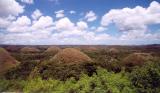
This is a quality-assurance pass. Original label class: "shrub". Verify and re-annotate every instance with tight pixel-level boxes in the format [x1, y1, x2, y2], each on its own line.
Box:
[130, 59, 160, 93]
[1, 68, 135, 93]
[25, 68, 135, 93]
[30, 61, 96, 80]
[0, 79, 25, 92]
[4, 60, 38, 80]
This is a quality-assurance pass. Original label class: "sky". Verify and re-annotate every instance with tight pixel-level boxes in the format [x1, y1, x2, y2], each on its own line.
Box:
[0, 0, 160, 45]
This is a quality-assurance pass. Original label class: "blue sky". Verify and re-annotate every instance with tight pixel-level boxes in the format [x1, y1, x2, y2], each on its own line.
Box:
[0, 0, 160, 45]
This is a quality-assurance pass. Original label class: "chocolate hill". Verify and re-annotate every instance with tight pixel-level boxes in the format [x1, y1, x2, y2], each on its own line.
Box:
[50, 48, 92, 64]
[0, 48, 19, 74]
[44, 46, 61, 55]
[109, 48, 119, 54]
[82, 46, 98, 52]
[29, 48, 94, 80]
[21, 47, 40, 53]
[123, 52, 152, 67]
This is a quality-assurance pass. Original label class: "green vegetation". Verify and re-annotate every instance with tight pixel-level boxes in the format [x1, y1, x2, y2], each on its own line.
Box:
[130, 59, 160, 93]
[0, 68, 135, 93]
[0, 45, 160, 93]
[29, 62, 96, 80]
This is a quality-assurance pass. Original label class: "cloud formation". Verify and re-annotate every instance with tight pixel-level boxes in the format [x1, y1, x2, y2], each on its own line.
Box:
[0, 1, 159, 45]
[77, 21, 88, 30]
[96, 26, 107, 32]
[21, 0, 34, 4]
[0, 0, 24, 17]
[101, 1, 160, 40]
[31, 9, 42, 20]
[7, 16, 31, 32]
[69, 10, 76, 14]
[55, 10, 65, 18]
[85, 11, 97, 22]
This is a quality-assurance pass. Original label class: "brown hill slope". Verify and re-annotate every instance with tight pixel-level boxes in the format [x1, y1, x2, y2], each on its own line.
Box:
[44, 46, 61, 55]
[109, 48, 119, 54]
[50, 48, 92, 64]
[21, 47, 40, 53]
[123, 52, 152, 67]
[0, 48, 19, 74]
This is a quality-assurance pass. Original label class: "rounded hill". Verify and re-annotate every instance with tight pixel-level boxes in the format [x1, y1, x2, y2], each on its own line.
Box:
[50, 48, 92, 64]
[20, 47, 40, 53]
[44, 46, 61, 55]
[0, 48, 19, 73]
[123, 52, 152, 67]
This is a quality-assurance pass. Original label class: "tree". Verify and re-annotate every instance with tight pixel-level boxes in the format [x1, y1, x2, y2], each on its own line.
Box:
[130, 59, 160, 93]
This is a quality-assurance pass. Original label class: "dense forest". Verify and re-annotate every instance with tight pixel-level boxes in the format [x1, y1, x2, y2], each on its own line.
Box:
[0, 45, 160, 93]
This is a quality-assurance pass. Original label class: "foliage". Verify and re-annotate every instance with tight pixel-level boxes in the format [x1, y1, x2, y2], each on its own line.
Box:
[0, 79, 25, 92]
[30, 61, 97, 80]
[0, 68, 135, 93]
[1, 46, 160, 93]
[130, 59, 160, 93]
[12, 53, 46, 61]
[4, 60, 39, 80]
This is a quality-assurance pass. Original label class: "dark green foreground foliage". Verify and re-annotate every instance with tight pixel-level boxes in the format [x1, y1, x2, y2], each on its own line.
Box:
[0, 68, 135, 93]
[130, 59, 160, 93]
[30, 62, 96, 80]
[4, 60, 39, 80]
[2, 60, 160, 93]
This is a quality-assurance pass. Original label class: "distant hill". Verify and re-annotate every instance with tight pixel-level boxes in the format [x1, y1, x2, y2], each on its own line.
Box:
[20, 47, 40, 53]
[44, 46, 61, 55]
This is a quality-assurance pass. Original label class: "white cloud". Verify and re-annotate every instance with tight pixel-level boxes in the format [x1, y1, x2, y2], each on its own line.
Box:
[101, 1, 160, 29]
[147, 1, 160, 14]
[21, 0, 34, 4]
[77, 21, 88, 30]
[55, 17, 74, 31]
[0, 18, 10, 28]
[101, 1, 160, 40]
[13, 16, 31, 26]
[96, 26, 107, 32]
[120, 29, 160, 40]
[55, 10, 65, 18]
[0, 0, 24, 17]
[69, 10, 76, 14]
[32, 16, 54, 30]
[5, 15, 54, 33]
[1, 1, 160, 45]
[85, 11, 97, 22]
[1, 31, 51, 44]
[1, 15, 54, 44]
[95, 33, 111, 41]
[120, 30, 146, 40]
[82, 32, 111, 44]
[7, 16, 31, 32]
[0, 15, 16, 28]
[0, 2, 112, 45]
[31, 9, 42, 20]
